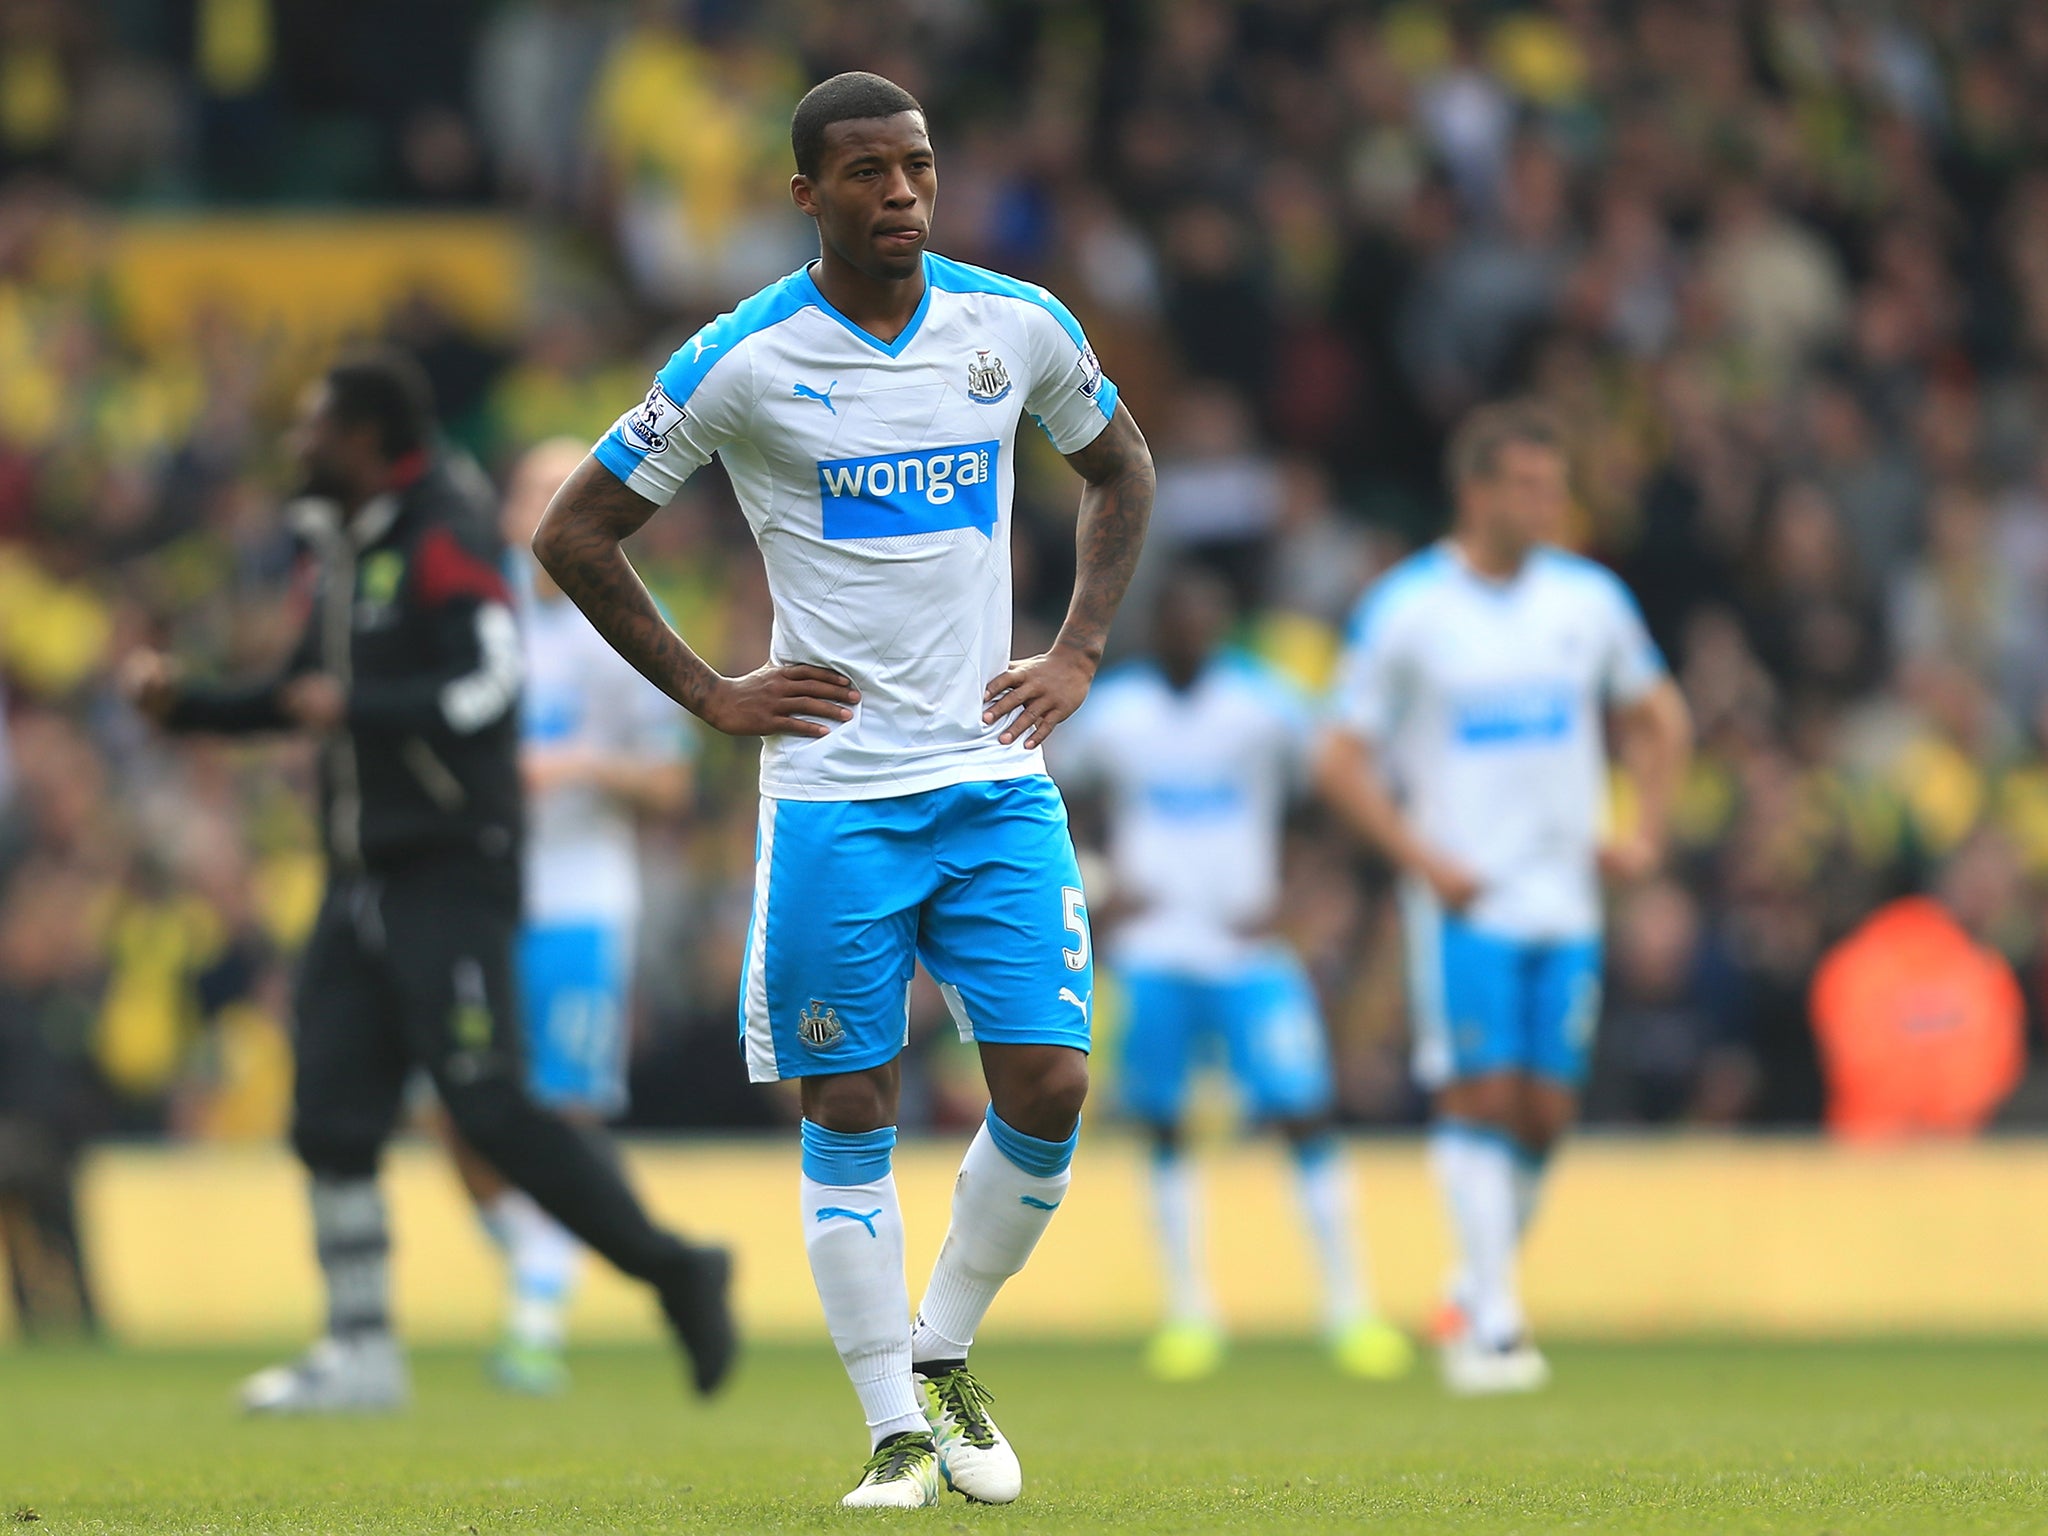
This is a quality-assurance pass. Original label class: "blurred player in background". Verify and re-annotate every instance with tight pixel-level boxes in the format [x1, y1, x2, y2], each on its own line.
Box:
[529, 74, 1154, 1508]
[438, 438, 694, 1396]
[1055, 566, 1412, 1384]
[124, 355, 734, 1413]
[1318, 401, 1690, 1394]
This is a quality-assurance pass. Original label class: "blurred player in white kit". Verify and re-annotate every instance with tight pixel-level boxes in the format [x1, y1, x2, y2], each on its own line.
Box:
[1055, 566, 1411, 1384]
[1318, 401, 1690, 1393]
[445, 438, 693, 1394]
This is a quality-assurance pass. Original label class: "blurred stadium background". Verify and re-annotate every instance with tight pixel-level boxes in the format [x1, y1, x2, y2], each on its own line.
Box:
[6, 0, 2048, 1346]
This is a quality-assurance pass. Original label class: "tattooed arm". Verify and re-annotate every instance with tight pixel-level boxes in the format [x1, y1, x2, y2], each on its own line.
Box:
[983, 400, 1155, 748]
[532, 457, 860, 738]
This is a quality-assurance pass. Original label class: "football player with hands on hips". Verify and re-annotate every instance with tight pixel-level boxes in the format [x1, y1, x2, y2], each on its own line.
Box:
[529, 73, 1153, 1507]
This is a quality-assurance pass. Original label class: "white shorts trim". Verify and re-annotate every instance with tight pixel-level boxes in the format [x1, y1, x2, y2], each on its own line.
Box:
[742, 797, 781, 1083]
[937, 980, 976, 1043]
[1401, 882, 1453, 1091]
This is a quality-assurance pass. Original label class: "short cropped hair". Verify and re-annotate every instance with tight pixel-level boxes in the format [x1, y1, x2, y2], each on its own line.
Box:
[791, 71, 924, 178]
[1446, 398, 1564, 488]
[325, 349, 435, 460]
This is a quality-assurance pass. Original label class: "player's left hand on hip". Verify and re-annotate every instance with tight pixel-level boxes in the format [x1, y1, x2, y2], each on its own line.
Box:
[984, 644, 1095, 748]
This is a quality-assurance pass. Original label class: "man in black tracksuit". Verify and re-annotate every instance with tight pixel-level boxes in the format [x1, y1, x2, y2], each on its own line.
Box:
[125, 352, 733, 1411]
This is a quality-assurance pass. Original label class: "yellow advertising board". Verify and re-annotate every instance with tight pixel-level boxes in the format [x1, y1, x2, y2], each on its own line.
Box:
[21, 1136, 2048, 1347]
[109, 215, 527, 357]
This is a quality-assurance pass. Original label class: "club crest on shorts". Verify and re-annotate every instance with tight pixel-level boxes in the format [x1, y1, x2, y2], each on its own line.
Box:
[798, 999, 846, 1050]
[966, 349, 1012, 404]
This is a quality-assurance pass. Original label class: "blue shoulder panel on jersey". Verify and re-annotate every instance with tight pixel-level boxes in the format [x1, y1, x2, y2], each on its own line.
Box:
[1534, 547, 1669, 675]
[656, 268, 816, 406]
[595, 269, 817, 485]
[926, 252, 1088, 346]
[925, 253, 1119, 423]
[1535, 546, 1642, 611]
[1342, 545, 1452, 647]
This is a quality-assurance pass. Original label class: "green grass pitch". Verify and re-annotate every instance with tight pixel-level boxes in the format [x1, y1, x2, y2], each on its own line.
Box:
[4, 1339, 2044, 1533]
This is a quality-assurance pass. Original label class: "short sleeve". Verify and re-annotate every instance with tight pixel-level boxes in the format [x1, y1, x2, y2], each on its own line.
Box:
[1594, 571, 1666, 704]
[1326, 590, 1408, 744]
[1019, 290, 1119, 455]
[593, 329, 751, 506]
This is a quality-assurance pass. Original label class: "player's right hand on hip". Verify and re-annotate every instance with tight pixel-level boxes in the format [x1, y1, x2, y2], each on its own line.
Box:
[702, 664, 860, 738]
[1418, 851, 1483, 913]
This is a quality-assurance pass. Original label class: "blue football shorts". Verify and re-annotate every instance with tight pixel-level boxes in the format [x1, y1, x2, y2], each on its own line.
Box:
[1117, 946, 1335, 1124]
[520, 920, 633, 1115]
[737, 774, 1093, 1082]
[1402, 893, 1602, 1091]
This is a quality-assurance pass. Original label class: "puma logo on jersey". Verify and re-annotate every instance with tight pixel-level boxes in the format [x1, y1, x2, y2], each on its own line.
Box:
[688, 335, 720, 362]
[793, 380, 838, 413]
[1058, 987, 1089, 1021]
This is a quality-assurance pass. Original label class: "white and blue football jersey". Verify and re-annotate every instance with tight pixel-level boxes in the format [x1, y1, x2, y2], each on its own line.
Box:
[594, 252, 1117, 802]
[1328, 543, 1665, 942]
[518, 563, 694, 929]
[1054, 656, 1311, 975]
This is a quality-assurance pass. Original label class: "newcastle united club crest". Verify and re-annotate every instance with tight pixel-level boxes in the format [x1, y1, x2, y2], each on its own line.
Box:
[966, 348, 1012, 404]
[798, 999, 846, 1050]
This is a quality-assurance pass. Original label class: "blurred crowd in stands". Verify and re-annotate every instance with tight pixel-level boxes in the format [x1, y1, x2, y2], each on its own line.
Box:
[7, 0, 2048, 1205]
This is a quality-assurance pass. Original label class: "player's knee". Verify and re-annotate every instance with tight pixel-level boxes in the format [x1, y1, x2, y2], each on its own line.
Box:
[801, 1069, 896, 1134]
[1275, 1112, 1333, 1148]
[1040, 1056, 1089, 1138]
[1517, 1096, 1575, 1155]
[290, 1118, 381, 1182]
[1438, 1074, 1517, 1129]
[1000, 1054, 1089, 1141]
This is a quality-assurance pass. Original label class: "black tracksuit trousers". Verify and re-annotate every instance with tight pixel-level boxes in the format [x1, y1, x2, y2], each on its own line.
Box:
[291, 850, 684, 1283]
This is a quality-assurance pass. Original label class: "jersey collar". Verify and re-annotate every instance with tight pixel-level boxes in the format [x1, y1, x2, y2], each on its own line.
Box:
[802, 254, 933, 358]
[1444, 536, 1536, 596]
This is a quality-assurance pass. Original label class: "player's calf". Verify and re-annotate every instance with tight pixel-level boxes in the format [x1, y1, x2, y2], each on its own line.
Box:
[242, 1172, 410, 1415]
[908, 1105, 1077, 1503]
[800, 1120, 927, 1452]
[441, 1073, 736, 1393]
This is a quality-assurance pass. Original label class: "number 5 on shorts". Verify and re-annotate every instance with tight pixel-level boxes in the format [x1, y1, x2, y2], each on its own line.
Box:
[1062, 886, 1090, 972]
